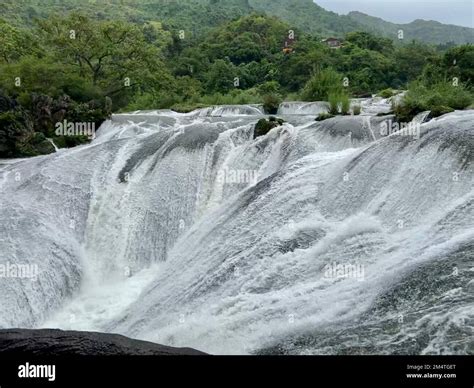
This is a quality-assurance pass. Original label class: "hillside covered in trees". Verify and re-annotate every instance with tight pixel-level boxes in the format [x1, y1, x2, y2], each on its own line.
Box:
[2, 0, 473, 44]
[0, 1, 473, 157]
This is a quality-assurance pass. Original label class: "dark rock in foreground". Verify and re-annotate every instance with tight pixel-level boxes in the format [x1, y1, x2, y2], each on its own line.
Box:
[0, 329, 206, 356]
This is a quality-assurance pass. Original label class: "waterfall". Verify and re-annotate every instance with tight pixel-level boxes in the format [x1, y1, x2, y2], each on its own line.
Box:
[278, 101, 330, 115]
[0, 103, 472, 355]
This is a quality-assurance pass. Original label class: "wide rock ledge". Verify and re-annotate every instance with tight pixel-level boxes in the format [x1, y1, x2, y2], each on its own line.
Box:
[0, 329, 206, 356]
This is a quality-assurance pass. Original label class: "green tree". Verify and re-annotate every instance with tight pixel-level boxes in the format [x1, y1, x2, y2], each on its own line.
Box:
[394, 42, 438, 86]
[0, 56, 100, 100]
[0, 19, 35, 63]
[336, 42, 396, 95]
[441, 45, 474, 87]
[301, 68, 344, 101]
[277, 40, 331, 92]
[345, 31, 394, 54]
[37, 13, 170, 101]
[205, 59, 238, 93]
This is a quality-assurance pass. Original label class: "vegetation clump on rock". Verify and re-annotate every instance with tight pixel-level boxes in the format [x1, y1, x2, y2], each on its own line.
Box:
[394, 80, 472, 122]
[254, 116, 285, 138]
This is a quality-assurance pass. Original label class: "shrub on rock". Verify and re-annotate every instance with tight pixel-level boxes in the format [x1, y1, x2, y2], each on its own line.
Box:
[262, 94, 282, 114]
[254, 117, 284, 138]
[429, 105, 455, 118]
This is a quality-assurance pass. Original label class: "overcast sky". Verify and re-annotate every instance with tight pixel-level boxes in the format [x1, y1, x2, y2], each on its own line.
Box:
[315, 0, 473, 28]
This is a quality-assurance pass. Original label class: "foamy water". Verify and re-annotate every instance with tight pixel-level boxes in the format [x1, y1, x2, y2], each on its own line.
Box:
[0, 101, 472, 354]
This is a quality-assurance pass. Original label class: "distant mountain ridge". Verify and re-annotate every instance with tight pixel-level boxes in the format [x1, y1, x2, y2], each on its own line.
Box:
[1, 0, 473, 45]
[347, 11, 474, 45]
[247, 0, 473, 44]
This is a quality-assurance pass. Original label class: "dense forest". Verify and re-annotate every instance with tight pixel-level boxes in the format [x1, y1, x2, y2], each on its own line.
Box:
[2, 0, 473, 44]
[0, 0, 473, 157]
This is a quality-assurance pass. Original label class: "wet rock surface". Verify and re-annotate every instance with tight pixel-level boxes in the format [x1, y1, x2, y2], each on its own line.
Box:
[0, 329, 206, 356]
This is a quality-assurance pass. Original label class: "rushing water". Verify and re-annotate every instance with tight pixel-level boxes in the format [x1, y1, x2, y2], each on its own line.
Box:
[0, 99, 472, 355]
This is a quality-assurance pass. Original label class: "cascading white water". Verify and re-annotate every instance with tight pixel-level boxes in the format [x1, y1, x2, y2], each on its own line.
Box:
[0, 100, 472, 355]
[277, 97, 394, 116]
[278, 101, 330, 115]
